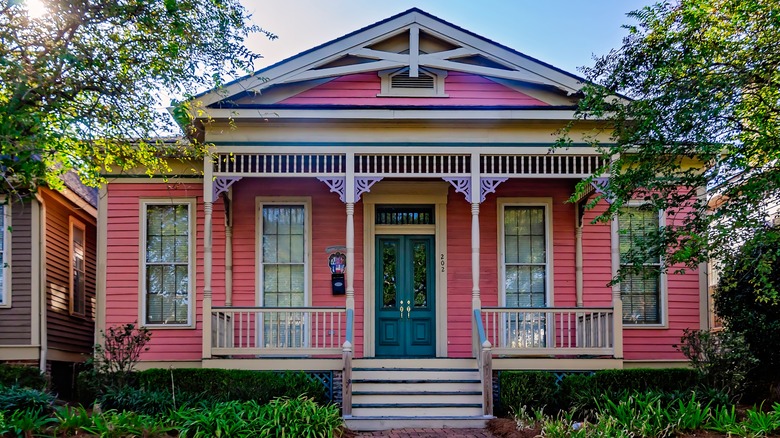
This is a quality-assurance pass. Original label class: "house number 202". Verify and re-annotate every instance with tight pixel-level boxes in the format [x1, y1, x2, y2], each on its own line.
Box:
[440, 254, 445, 272]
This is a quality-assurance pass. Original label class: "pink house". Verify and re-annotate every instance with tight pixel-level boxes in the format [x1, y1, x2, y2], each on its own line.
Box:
[97, 9, 708, 429]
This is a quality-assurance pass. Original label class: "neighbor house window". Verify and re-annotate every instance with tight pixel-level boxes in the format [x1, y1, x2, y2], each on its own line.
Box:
[69, 218, 86, 316]
[0, 203, 9, 307]
[142, 202, 193, 326]
[619, 207, 662, 325]
[260, 203, 307, 347]
[500, 202, 551, 349]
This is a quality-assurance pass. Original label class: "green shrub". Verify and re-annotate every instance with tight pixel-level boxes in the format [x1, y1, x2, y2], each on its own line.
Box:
[261, 396, 343, 437]
[0, 364, 46, 390]
[498, 371, 560, 416]
[677, 328, 757, 399]
[0, 385, 56, 414]
[136, 368, 328, 404]
[558, 368, 700, 418]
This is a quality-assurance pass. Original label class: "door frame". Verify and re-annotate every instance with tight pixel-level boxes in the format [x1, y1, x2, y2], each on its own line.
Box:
[362, 181, 449, 358]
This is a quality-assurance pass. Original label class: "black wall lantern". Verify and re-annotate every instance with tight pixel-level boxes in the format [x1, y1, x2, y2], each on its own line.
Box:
[328, 251, 346, 295]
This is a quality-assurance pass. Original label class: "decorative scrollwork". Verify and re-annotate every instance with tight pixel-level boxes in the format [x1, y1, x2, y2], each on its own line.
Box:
[590, 177, 614, 204]
[480, 177, 508, 203]
[317, 177, 346, 202]
[355, 177, 383, 203]
[443, 177, 472, 203]
[213, 177, 242, 199]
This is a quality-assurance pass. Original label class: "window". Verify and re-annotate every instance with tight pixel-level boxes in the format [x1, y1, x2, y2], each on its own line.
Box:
[499, 201, 551, 348]
[259, 203, 308, 347]
[69, 218, 86, 316]
[0, 203, 9, 307]
[618, 207, 662, 325]
[142, 202, 193, 326]
[502, 205, 548, 307]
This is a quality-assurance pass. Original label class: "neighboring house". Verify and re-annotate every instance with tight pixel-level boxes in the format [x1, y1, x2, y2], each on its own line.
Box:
[97, 9, 708, 429]
[0, 173, 98, 398]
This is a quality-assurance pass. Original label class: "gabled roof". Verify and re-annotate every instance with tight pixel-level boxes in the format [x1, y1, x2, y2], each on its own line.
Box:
[195, 8, 586, 111]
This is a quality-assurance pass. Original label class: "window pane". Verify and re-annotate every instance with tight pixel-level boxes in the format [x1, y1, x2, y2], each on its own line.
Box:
[619, 207, 661, 324]
[145, 204, 189, 324]
[262, 205, 306, 312]
[381, 240, 397, 308]
[503, 206, 547, 308]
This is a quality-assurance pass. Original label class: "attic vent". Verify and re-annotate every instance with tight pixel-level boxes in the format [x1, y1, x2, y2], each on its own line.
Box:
[378, 67, 448, 97]
[391, 71, 435, 89]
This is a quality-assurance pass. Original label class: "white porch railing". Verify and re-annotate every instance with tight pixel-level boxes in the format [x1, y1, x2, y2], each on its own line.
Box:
[480, 307, 614, 356]
[211, 306, 346, 356]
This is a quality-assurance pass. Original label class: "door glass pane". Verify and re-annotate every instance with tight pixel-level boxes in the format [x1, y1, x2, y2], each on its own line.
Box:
[381, 240, 397, 308]
[412, 241, 428, 308]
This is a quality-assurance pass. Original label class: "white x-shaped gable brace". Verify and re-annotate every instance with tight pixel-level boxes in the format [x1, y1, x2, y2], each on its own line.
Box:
[196, 9, 584, 108]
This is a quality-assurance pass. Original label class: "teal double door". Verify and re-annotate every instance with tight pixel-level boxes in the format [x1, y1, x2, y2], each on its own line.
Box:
[375, 235, 436, 357]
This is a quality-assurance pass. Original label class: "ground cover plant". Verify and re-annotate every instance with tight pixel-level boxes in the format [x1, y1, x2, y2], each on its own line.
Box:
[0, 395, 344, 437]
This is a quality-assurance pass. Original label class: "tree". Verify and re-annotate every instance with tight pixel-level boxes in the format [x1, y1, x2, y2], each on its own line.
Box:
[713, 226, 780, 397]
[560, 0, 780, 301]
[0, 0, 275, 194]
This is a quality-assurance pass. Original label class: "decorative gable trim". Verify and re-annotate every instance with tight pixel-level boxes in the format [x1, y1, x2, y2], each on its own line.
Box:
[195, 8, 586, 110]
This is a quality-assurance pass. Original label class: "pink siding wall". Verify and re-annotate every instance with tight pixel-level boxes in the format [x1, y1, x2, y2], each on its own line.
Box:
[105, 183, 223, 361]
[279, 72, 549, 106]
[230, 179, 363, 356]
[104, 178, 701, 363]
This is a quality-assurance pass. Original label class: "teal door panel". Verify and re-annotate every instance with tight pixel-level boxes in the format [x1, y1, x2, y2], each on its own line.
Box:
[376, 235, 435, 357]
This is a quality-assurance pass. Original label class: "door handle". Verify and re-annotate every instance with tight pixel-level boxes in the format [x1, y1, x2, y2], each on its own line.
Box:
[399, 305, 404, 319]
[406, 300, 411, 318]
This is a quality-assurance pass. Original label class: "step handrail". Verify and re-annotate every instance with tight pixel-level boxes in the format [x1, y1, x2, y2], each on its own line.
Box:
[343, 308, 354, 417]
[474, 308, 493, 417]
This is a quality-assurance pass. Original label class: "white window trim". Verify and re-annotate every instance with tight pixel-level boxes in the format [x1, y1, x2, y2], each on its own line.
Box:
[69, 216, 87, 317]
[0, 199, 10, 308]
[614, 202, 668, 328]
[254, 197, 313, 308]
[139, 199, 197, 328]
[497, 198, 555, 308]
[377, 67, 449, 97]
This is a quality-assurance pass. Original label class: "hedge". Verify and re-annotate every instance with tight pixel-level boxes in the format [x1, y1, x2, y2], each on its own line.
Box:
[498, 368, 702, 417]
[0, 364, 47, 390]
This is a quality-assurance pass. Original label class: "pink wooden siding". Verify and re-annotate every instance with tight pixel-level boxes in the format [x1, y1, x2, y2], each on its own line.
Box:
[105, 183, 223, 361]
[104, 178, 701, 362]
[230, 179, 363, 356]
[278, 72, 549, 106]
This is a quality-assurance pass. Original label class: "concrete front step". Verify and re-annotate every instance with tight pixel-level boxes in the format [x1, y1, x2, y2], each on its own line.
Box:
[344, 415, 492, 431]
[351, 358, 478, 369]
[351, 404, 484, 417]
[352, 369, 479, 380]
[353, 391, 481, 404]
[352, 380, 481, 392]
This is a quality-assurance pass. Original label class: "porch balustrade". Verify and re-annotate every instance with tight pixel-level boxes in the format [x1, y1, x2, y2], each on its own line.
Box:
[210, 306, 346, 356]
[480, 306, 614, 356]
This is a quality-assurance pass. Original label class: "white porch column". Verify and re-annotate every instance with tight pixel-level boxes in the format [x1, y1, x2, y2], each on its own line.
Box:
[202, 156, 214, 359]
[345, 153, 356, 310]
[611, 216, 624, 359]
[470, 152, 481, 310]
[575, 207, 584, 307]
[225, 222, 233, 307]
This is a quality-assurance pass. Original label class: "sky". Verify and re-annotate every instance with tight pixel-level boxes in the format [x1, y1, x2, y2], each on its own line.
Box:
[239, 0, 655, 76]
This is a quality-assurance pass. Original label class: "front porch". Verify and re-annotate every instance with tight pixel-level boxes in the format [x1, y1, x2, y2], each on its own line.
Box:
[196, 148, 624, 418]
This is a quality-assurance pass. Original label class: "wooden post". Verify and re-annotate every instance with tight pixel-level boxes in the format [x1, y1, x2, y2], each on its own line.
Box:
[203, 156, 213, 360]
[611, 217, 623, 359]
[342, 340, 353, 416]
[575, 210, 584, 307]
[345, 202, 355, 310]
[481, 340, 493, 416]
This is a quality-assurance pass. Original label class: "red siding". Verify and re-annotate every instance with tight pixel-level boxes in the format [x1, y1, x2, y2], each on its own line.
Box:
[105, 183, 221, 361]
[279, 72, 549, 106]
[104, 178, 702, 363]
